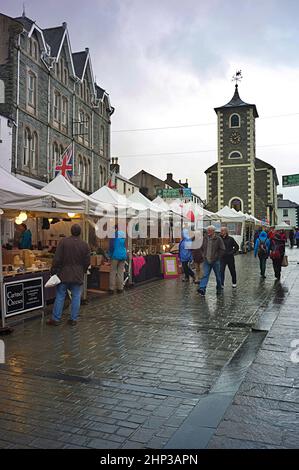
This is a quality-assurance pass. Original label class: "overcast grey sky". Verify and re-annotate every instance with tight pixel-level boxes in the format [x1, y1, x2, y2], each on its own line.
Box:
[2, 0, 299, 202]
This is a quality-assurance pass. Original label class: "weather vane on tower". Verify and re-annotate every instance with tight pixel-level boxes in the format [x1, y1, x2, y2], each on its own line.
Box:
[232, 70, 243, 86]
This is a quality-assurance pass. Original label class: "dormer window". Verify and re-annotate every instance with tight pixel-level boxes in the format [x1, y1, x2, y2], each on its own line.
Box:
[230, 114, 240, 128]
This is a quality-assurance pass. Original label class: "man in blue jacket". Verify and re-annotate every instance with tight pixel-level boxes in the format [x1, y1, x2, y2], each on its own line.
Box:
[254, 230, 270, 278]
[19, 223, 32, 249]
[179, 229, 195, 282]
[109, 226, 127, 293]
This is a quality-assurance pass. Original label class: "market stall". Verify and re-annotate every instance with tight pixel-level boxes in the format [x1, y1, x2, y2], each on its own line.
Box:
[216, 206, 246, 248]
[0, 168, 102, 327]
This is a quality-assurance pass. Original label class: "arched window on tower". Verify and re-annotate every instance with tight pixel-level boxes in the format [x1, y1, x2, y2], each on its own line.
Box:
[228, 151, 242, 160]
[230, 114, 240, 128]
[230, 198, 243, 212]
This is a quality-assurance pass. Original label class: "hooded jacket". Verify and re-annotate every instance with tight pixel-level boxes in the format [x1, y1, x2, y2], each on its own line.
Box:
[109, 230, 127, 261]
[270, 233, 285, 259]
[254, 231, 270, 257]
[179, 230, 193, 262]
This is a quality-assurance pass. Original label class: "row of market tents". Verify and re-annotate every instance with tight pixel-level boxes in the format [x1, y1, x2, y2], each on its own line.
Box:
[0, 164, 268, 225]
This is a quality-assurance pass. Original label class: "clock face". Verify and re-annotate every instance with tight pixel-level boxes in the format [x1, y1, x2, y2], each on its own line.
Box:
[230, 131, 241, 144]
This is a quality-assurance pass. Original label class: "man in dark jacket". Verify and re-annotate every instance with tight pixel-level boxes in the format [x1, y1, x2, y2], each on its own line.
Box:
[198, 226, 225, 296]
[47, 224, 90, 326]
[220, 227, 239, 288]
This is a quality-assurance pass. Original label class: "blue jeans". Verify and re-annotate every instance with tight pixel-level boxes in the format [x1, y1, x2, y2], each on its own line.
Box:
[199, 260, 222, 292]
[52, 283, 82, 321]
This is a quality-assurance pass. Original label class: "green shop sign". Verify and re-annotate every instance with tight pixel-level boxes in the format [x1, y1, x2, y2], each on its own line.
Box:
[157, 188, 192, 198]
[282, 174, 299, 187]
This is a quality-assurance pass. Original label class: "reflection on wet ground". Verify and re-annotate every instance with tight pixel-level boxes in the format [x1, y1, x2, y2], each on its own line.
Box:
[0, 248, 298, 448]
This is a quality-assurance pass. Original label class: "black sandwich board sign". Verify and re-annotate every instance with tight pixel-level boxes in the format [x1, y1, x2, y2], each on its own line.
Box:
[3, 277, 44, 318]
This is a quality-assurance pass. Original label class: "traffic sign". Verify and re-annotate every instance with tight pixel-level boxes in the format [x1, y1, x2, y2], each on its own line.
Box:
[282, 174, 299, 187]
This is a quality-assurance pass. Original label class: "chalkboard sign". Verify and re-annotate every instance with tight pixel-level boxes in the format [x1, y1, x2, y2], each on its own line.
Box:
[4, 277, 44, 318]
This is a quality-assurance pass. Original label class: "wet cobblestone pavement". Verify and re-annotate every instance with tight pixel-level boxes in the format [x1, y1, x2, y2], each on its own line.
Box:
[208, 248, 299, 449]
[0, 249, 298, 448]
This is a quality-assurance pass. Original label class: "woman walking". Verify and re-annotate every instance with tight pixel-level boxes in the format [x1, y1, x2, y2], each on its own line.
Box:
[179, 229, 195, 282]
[270, 232, 285, 281]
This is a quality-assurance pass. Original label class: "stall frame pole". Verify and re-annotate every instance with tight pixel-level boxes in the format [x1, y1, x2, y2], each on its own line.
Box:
[82, 211, 89, 301]
[0, 215, 6, 329]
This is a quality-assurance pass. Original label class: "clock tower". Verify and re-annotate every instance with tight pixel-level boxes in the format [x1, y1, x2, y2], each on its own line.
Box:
[205, 79, 278, 224]
[213, 83, 258, 214]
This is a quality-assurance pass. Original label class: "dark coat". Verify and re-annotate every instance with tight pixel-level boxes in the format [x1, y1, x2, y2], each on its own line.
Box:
[51, 236, 90, 284]
[221, 235, 239, 257]
[202, 234, 226, 264]
[191, 247, 204, 264]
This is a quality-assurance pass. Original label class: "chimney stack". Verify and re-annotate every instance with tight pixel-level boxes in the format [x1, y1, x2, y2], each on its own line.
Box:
[110, 157, 120, 174]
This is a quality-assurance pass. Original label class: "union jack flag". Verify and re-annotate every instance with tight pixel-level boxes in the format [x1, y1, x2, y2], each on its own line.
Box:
[55, 144, 73, 180]
[107, 171, 116, 189]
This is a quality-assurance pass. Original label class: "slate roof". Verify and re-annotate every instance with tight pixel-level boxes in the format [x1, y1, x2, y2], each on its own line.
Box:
[43, 26, 65, 57]
[72, 51, 88, 79]
[255, 157, 279, 185]
[214, 85, 259, 118]
[205, 162, 218, 173]
[14, 16, 35, 32]
[95, 84, 105, 99]
[278, 199, 299, 209]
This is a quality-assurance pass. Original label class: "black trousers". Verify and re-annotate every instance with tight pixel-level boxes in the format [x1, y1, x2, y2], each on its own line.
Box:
[272, 258, 283, 279]
[221, 255, 237, 285]
[182, 261, 195, 280]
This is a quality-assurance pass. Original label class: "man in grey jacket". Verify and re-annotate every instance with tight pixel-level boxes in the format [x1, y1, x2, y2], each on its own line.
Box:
[47, 224, 90, 326]
[198, 225, 225, 296]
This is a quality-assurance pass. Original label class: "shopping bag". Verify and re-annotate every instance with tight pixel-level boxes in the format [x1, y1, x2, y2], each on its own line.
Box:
[45, 274, 61, 288]
[281, 255, 288, 267]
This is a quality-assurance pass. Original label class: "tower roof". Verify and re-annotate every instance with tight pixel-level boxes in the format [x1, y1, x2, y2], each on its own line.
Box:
[214, 85, 258, 117]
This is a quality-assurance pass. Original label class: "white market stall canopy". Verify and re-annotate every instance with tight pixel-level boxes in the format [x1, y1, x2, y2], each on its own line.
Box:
[0, 165, 53, 211]
[216, 206, 246, 222]
[275, 222, 294, 230]
[128, 191, 163, 213]
[203, 208, 218, 220]
[42, 175, 99, 214]
[90, 185, 145, 216]
[152, 196, 171, 212]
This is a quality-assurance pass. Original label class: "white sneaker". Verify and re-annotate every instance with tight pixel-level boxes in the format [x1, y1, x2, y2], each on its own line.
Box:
[232, 284, 237, 288]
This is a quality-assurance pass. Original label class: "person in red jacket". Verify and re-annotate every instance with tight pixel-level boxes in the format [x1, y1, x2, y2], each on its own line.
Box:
[267, 227, 276, 240]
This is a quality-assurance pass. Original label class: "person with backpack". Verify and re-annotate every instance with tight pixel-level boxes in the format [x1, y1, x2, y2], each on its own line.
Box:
[270, 232, 285, 280]
[109, 225, 128, 293]
[254, 230, 270, 278]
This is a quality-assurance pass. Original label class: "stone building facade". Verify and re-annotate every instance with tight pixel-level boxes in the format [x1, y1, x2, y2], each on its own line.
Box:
[205, 85, 278, 225]
[0, 12, 114, 192]
[130, 170, 203, 205]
